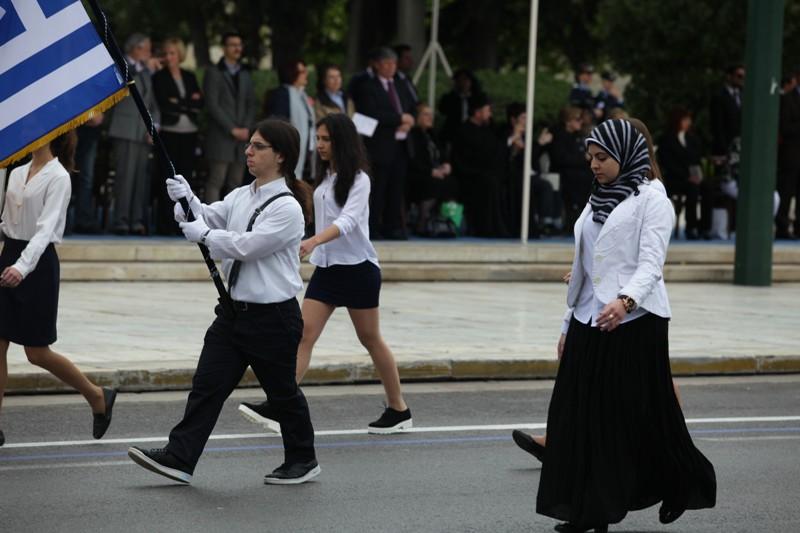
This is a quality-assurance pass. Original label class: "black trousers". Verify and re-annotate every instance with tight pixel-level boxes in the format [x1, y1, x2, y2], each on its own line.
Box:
[370, 154, 409, 237]
[776, 167, 800, 234]
[167, 299, 316, 470]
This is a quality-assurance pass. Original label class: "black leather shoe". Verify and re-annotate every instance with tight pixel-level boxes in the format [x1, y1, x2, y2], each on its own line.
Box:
[264, 460, 321, 485]
[0, 429, 5, 447]
[554, 524, 607, 533]
[92, 387, 117, 439]
[659, 505, 685, 524]
[512, 429, 544, 462]
[128, 447, 193, 483]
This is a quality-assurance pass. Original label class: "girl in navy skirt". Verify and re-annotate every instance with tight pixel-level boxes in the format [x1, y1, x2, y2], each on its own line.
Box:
[0, 131, 116, 447]
[239, 113, 411, 434]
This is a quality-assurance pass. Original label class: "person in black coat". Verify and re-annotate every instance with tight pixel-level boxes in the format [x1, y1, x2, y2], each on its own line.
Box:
[657, 107, 709, 240]
[152, 37, 203, 235]
[438, 69, 484, 157]
[452, 93, 507, 237]
[549, 106, 594, 234]
[352, 47, 416, 239]
[776, 69, 800, 239]
[709, 64, 744, 161]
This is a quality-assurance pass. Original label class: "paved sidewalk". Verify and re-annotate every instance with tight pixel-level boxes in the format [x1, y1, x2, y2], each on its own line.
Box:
[6, 281, 800, 392]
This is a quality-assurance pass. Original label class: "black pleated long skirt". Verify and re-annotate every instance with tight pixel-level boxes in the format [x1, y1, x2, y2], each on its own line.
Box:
[0, 237, 59, 346]
[536, 313, 716, 529]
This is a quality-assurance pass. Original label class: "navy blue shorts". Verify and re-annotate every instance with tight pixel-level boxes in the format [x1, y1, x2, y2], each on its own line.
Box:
[304, 261, 381, 309]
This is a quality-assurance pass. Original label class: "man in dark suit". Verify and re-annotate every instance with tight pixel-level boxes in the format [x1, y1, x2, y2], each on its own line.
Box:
[394, 44, 419, 105]
[203, 31, 256, 202]
[710, 64, 744, 162]
[108, 34, 160, 235]
[353, 47, 416, 240]
[776, 68, 800, 239]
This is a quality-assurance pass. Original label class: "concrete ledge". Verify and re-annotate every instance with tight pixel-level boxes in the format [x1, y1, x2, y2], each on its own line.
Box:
[7, 356, 800, 394]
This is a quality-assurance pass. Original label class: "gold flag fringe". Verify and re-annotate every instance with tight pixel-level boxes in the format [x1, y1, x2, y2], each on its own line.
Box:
[0, 87, 129, 169]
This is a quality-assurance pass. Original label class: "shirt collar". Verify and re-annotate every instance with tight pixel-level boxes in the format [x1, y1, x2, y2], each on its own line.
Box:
[250, 177, 288, 197]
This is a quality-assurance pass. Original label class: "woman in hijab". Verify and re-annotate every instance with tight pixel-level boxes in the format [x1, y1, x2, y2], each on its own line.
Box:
[535, 119, 716, 532]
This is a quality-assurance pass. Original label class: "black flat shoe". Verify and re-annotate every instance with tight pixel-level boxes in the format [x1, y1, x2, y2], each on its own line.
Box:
[93, 387, 117, 439]
[659, 506, 685, 524]
[512, 429, 545, 462]
[554, 523, 608, 533]
[0, 428, 5, 446]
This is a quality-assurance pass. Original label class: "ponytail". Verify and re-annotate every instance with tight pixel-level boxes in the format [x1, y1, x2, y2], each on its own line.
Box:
[286, 173, 313, 225]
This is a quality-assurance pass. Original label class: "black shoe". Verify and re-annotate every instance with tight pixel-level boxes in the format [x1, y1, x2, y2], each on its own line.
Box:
[658, 505, 685, 524]
[111, 225, 129, 236]
[511, 429, 544, 462]
[264, 459, 321, 485]
[92, 387, 117, 439]
[0, 429, 4, 447]
[238, 401, 281, 433]
[367, 406, 412, 434]
[554, 523, 607, 533]
[74, 223, 102, 235]
[685, 228, 700, 240]
[128, 447, 193, 484]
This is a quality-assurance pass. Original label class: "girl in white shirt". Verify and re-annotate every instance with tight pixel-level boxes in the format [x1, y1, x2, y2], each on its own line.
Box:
[239, 113, 411, 434]
[0, 131, 116, 447]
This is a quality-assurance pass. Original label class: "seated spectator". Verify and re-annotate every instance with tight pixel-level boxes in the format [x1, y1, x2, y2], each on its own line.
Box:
[568, 63, 595, 116]
[502, 102, 558, 238]
[657, 107, 709, 239]
[595, 71, 625, 121]
[263, 59, 315, 179]
[452, 93, 507, 237]
[407, 103, 456, 235]
[314, 63, 355, 118]
[549, 106, 593, 234]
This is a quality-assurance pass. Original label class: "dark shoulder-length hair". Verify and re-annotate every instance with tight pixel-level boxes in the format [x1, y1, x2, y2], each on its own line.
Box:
[253, 119, 313, 223]
[315, 63, 343, 109]
[313, 113, 370, 207]
[278, 58, 306, 85]
[50, 129, 78, 173]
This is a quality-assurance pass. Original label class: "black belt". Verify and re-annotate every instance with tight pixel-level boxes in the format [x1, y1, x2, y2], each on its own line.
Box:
[232, 299, 292, 312]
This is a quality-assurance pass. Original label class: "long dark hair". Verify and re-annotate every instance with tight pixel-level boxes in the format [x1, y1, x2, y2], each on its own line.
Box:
[254, 119, 312, 223]
[313, 113, 370, 206]
[50, 129, 77, 173]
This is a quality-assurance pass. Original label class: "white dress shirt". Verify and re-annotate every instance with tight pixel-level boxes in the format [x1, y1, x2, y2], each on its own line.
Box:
[199, 178, 304, 304]
[309, 171, 379, 268]
[0, 158, 70, 279]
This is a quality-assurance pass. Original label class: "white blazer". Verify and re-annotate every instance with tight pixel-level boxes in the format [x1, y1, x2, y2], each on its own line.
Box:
[565, 180, 675, 320]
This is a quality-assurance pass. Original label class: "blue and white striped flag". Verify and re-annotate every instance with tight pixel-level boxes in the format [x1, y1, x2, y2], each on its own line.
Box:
[0, 0, 128, 167]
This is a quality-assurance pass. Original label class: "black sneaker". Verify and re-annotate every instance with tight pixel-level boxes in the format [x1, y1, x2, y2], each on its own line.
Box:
[93, 387, 117, 439]
[367, 406, 412, 434]
[128, 447, 193, 484]
[238, 401, 281, 433]
[0, 429, 4, 447]
[264, 460, 321, 485]
[512, 429, 544, 462]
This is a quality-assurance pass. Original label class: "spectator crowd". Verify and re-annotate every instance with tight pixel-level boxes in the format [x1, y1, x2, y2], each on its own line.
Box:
[36, 31, 800, 241]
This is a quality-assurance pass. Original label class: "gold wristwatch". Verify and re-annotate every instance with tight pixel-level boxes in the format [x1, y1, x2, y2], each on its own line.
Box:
[617, 295, 637, 314]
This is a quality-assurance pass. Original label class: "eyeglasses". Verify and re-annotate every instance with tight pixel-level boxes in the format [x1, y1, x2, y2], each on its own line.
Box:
[245, 142, 272, 151]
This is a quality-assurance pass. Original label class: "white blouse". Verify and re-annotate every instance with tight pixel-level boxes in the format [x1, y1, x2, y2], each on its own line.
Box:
[0, 158, 71, 278]
[199, 178, 305, 304]
[309, 171, 379, 268]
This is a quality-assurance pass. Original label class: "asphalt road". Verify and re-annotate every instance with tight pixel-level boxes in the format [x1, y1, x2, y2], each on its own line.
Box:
[1, 376, 799, 533]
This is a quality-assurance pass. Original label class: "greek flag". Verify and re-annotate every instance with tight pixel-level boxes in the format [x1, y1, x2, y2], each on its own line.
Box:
[0, 0, 127, 167]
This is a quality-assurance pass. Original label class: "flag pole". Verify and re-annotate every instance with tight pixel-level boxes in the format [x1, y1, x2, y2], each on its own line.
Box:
[84, 0, 236, 318]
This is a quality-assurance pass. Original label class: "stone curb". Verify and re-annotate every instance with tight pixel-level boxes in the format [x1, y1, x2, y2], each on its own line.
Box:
[6, 356, 800, 394]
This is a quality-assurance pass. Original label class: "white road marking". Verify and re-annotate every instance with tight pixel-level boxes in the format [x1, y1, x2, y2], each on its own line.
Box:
[697, 435, 800, 442]
[2, 416, 799, 450]
[0, 460, 132, 472]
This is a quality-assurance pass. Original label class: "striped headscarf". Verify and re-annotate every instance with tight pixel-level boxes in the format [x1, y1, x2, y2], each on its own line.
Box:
[585, 119, 651, 224]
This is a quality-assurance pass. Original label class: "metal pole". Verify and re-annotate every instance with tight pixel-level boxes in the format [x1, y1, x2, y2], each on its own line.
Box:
[520, 0, 540, 243]
[85, 0, 236, 316]
[428, 0, 441, 114]
[734, 0, 784, 286]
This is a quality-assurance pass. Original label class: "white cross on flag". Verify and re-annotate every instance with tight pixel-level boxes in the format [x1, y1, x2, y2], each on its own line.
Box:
[0, 0, 127, 167]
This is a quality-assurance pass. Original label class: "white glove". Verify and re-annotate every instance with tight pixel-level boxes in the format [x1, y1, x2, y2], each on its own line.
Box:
[166, 174, 194, 202]
[179, 216, 210, 243]
[173, 195, 203, 223]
